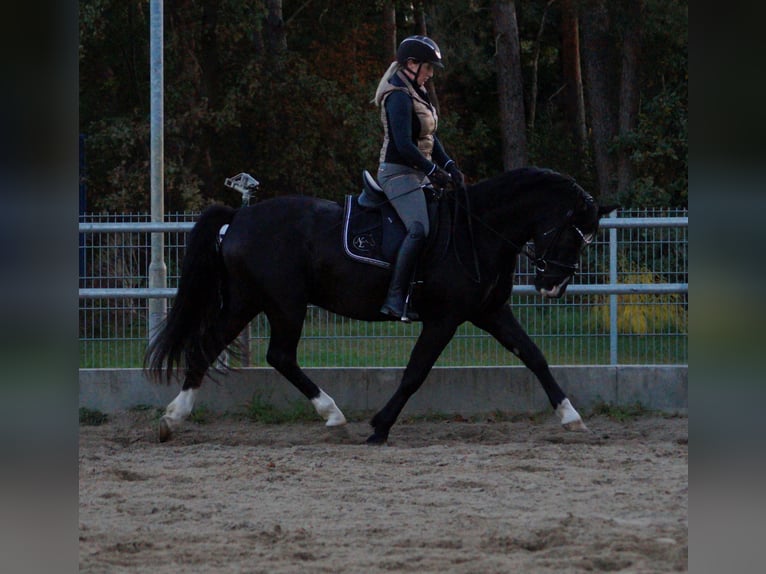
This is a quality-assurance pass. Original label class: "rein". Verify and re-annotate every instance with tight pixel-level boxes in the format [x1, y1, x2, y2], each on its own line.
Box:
[451, 186, 482, 283]
[449, 186, 592, 280]
[448, 187, 534, 261]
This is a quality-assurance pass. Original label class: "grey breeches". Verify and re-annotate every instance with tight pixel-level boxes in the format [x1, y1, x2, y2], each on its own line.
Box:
[378, 163, 430, 237]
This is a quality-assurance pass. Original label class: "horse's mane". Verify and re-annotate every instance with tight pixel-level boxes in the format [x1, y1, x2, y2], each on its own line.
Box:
[468, 167, 584, 200]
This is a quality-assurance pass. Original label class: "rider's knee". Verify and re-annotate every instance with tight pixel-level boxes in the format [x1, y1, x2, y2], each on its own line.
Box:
[408, 221, 426, 239]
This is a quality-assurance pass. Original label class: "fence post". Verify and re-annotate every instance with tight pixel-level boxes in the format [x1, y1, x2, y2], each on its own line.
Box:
[609, 220, 618, 365]
[239, 329, 251, 366]
[79, 134, 87, 285]
[148, 0, 167, 338]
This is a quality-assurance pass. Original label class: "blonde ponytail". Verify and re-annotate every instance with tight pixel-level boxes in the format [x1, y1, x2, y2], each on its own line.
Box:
[372, 61, 401, 106]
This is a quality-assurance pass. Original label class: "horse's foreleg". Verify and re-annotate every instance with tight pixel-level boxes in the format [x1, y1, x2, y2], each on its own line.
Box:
[368, 320, 458, 444]
[310, 390, 347, 427]
[472, 305, 588, 431]
[266, 315, 346, 427]
[555, 398, 587, 430]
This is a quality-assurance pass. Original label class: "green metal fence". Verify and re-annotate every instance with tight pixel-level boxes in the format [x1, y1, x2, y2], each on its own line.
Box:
[79, 208, 687, 368]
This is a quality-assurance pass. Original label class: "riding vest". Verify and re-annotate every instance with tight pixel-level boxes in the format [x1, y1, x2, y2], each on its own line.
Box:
[378, 70, 439, 167]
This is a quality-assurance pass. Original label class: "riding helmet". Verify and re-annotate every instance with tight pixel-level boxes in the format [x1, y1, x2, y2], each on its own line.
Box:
[396, 36, 444, 69]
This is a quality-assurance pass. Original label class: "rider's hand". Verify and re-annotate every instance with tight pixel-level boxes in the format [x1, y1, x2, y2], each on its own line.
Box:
[446, 163, 466, 192]
[428, 165, 451, 189]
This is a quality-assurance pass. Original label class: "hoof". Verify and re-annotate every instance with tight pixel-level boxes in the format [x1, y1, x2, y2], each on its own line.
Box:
[556, 399, 589, 432]
[366, 432, 388, 445]
[325, 412, 348, 427]
[158, 416, 173, 442]
[563, 419, 590, 432]
[311, 390, 348, 427]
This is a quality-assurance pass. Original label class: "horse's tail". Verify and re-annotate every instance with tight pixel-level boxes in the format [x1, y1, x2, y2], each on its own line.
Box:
[144, 203, 237, 384]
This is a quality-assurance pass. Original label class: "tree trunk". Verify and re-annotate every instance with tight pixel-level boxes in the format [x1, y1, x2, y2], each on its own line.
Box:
[492, 0, 527, 169]
[414, 2, 440, 114]
[580, 0, 617, 200]
[560, 0, 587, 155]
[382, 1, 397, 61]
[414, 2, 428, 36]
[529, 0, 555, 130]
[265, 0, 287, 55]
[198, 0, 222, 197]
[617, 0, 643, 199]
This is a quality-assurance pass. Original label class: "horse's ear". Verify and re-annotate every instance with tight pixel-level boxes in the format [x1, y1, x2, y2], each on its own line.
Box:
[598, 204, 619, 217]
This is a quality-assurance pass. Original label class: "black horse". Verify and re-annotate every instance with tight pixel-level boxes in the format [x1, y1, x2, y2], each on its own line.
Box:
[145, 167, 616, 444]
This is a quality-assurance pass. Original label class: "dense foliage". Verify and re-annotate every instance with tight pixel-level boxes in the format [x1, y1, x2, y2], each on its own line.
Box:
[79, 0, 687, 212]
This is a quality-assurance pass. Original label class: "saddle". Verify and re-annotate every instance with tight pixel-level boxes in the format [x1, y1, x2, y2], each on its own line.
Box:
[342, 171, 445, 268]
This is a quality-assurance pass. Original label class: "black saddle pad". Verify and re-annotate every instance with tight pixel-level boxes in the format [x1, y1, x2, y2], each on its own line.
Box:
[342, 195, 405, 268]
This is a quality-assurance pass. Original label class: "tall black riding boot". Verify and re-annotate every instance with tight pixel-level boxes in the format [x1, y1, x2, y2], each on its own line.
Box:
[380, 223, 426, 322]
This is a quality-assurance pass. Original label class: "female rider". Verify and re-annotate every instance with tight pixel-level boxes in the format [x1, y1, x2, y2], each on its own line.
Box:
[372, 35, 465, 321]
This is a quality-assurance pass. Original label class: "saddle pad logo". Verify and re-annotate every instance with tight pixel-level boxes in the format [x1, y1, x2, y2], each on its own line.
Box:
[352, 233, 376, 252]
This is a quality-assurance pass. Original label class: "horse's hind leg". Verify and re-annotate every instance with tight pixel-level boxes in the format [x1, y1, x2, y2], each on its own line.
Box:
[158, 360, 207, 442]
[159, 309, 256, 442]
[265, 308, 346, 426]
[472, 305, 588, 431]
[368, 320, 458, 444]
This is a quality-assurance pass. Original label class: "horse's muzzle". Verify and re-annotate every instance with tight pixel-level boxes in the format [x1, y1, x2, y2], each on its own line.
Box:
[536, 275, 572, 298]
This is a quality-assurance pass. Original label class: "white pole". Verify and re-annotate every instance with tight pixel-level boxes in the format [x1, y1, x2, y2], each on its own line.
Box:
[148, 0, 167, 338]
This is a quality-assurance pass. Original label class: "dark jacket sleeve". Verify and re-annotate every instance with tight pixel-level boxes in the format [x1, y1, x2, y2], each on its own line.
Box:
[385, 91, 437, 173]
[431, 135, 452, 169]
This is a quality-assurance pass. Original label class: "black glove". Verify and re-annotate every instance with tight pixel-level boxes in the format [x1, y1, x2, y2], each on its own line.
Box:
[446, 162, 466, 192]
[427, 165, 451, 189]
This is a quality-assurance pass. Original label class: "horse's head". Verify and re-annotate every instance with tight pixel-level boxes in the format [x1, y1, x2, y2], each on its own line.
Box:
[531, 189, 618, 298]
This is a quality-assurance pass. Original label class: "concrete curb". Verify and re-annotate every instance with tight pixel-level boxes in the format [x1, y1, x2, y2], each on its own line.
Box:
[80, 365, 687, 416]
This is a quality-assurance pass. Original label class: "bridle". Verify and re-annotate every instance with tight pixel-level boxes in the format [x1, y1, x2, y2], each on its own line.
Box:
[529, 218, 594, 276]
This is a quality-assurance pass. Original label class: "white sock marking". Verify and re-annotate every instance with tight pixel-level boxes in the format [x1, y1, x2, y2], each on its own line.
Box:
[311, 390, 347, 427]
[556, 398, 582, 426]
[165, 388, 197, 422]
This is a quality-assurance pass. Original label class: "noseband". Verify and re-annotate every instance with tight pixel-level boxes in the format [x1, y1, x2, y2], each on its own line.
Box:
[531, 221, 594, 275]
